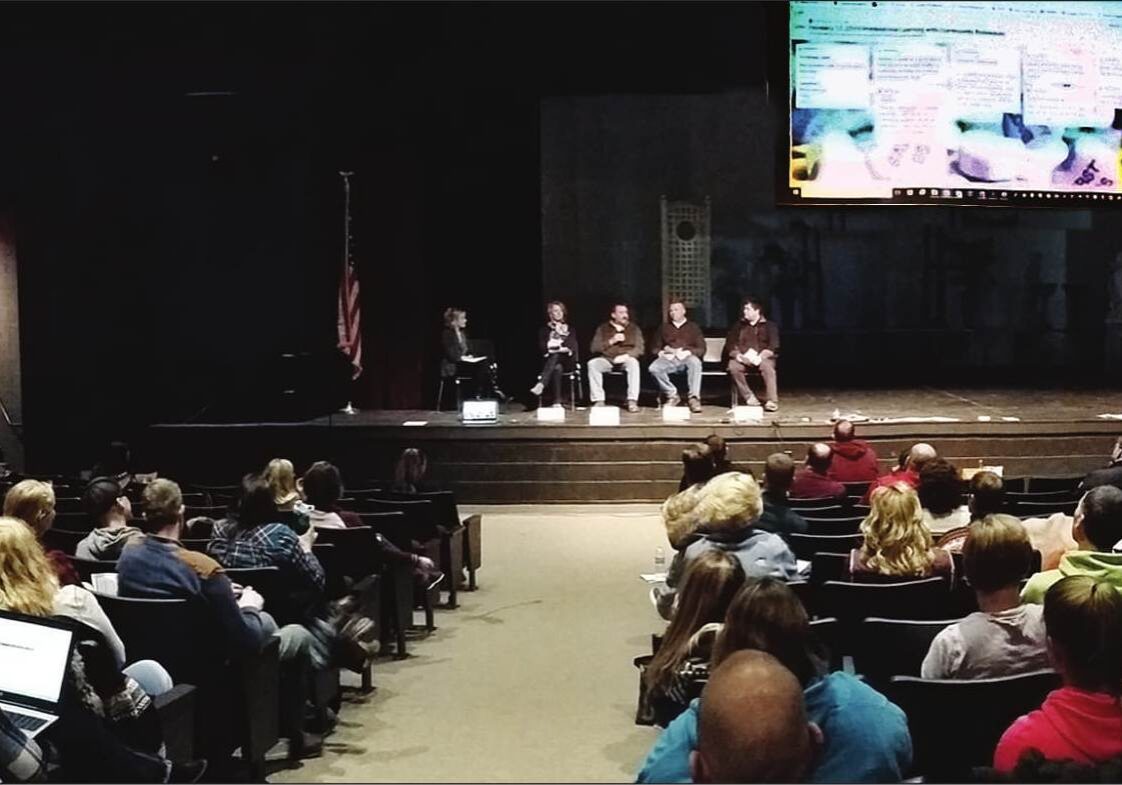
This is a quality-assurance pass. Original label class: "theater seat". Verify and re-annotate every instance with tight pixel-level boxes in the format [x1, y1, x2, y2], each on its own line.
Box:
[852, 617, 963, 692]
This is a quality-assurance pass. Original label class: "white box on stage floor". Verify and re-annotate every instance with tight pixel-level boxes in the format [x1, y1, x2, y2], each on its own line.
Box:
[732, 405, 764, 423]
[536, 406, 566, 423]
[589, 406, 620, 426]
[661, 406, 690, 422]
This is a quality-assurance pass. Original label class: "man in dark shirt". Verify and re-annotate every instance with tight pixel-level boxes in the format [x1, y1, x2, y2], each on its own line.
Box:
[756, 453, 808, 536]
[649, 300, 707, 413]
[724, 298, 780, 411]
[588, 303, 645, 411]
[1080, 437, 1122, 493]
[790, 444, 847, 500]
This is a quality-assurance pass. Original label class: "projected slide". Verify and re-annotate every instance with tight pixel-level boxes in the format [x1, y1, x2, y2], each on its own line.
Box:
[787, 1, 1122, 204]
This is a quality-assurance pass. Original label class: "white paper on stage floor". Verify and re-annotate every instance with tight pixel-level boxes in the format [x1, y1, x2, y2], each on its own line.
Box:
[640, 572, 668, 584]
[402, 420, 428, 426]
[459, 356, 488, 364]
[874, 416, 960, 424]
[1098, 413, 1122, 420]
[1001, 416, 1021, 422]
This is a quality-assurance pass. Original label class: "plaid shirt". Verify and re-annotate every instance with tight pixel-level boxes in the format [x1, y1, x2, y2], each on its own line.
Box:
[0, 711, 44, 782]
[207, 519, 324, 594]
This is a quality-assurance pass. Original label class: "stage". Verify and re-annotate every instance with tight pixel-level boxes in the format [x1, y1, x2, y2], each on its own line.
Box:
[145, 387, 1122, 503]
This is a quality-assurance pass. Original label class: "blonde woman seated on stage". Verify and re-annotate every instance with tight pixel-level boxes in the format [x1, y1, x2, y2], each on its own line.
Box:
[681, 472, 799, 583]
[850, 483, 955, 581]
[922, 515, 1048, 680]
[641, 550, 746, 725]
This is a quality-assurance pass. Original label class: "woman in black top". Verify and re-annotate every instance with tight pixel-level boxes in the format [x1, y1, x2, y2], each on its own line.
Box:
[440, 307, 505, 401]
[529, 301, 578, 406]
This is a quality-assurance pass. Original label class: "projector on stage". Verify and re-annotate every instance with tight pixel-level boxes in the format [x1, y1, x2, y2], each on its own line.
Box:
[589, 406, 620, 426]
[661, 406, 690, 422]
[732, 405, 764, 423]
[536, 406, 565, 423]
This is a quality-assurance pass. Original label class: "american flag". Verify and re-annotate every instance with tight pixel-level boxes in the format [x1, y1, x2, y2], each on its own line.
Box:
[337, 255, 362, 380]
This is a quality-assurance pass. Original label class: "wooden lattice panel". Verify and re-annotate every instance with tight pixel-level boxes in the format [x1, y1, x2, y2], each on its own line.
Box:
[660, 195, 712, 325]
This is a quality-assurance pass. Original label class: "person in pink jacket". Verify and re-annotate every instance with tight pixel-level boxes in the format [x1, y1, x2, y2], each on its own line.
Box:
[993, 575, 1122, 772]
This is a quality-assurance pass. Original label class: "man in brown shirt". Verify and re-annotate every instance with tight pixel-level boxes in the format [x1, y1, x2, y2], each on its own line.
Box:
[588, 303, 645, 411]
[649, 300, 706, 412]
[724, 297, 780, 411]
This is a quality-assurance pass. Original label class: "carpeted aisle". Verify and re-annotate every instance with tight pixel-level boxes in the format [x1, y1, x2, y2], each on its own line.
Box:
[273, 504, 666, 783]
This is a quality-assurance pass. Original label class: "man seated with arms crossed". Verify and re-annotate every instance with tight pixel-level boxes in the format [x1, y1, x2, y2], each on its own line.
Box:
[588, 303, 645, 412]
[649, 299, 706, 414]
[724, 297, 780, 412]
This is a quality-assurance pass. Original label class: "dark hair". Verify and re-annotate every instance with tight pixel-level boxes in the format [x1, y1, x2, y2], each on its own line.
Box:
[764, 453, 795, 493]
[977, 749, 1122, 783]
[682, 445, 717, 487]
[1080, 485, 1122, 552]
[917, 458, 963, 516]
[236, 474, 278, 530]
[740, 297, 764, 315]
[393, 448, 428, 493]
[969, 471, 1005, 519]
[963, 514, 1033, 593]
[82, 476, 122, 522]
[806, 443, 832, 474]
[712, 578, 824, 687]
[443, 307, 466, 327]
[1044, 576, 1122, 693]
[896, 447, 911, 470]
[93, 441, 131, 479]
[302, 461, 343, 510]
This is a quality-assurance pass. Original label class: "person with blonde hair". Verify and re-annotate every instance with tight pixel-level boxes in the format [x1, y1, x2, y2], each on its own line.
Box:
[681, 472, 799, 582]
[2, 479, 78, 585]
[850, 482, 954, 580]
[922, 514, 1048, 679]
[264, 458, 301, 510]
[642, 551, 746, 724]
[440, 306, 504, 401]
[529, 300, 578, 407]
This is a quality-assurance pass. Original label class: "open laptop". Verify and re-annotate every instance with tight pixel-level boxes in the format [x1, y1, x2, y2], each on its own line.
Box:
[0, 610, 76, 738]
[461, 399, 499, 424]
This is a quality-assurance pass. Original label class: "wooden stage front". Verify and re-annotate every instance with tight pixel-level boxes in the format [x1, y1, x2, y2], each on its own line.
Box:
[145, 387, 1122, 503]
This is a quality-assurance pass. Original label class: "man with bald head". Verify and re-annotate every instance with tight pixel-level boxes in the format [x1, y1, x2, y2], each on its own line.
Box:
[863, 442, 937, 503]
[690, 650, 821, 784]
[790, 443, 846, 500]
[828, 420, 881, 484]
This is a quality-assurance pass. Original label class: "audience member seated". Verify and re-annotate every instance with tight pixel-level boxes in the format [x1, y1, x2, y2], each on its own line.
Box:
[76, 476, 144, 561]
[789, 444, 846, 500]
[89, 439, 137, 490]
[981, 749, 1122, 783]
[863, 442, 936, 503]
[207, 475, 338, 670]
[681, 473, 799, 583]
[994, 576, 1122, 773]
[690, 650, 819, 784]
[642, 551, 746, 724]
[637, 578, 912, 783]
[936, 470, 1005, 553]
[3, 479, 78, 585]
[756, 453, 808, 537]
[676, 439, 731, 494]
[918, 457, 971, 536]
[850, 483, 954, 581]
[921, 515, 1048, 679]
[0, 517, 193, 780]
[265, 458, 302, 512]
[392, 447, 434, 494]
[656, 456, 718, 619]
[1021, 486, 1122, 603]
[1079, 435, 1122, 492]
[828, 419, 881, 484]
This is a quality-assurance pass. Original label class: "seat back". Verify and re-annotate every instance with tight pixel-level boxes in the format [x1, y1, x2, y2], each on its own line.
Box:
[809, 552, 850, 586]
[53, 511, 95, 532]
[1011, 499, 1078, 518]
[1025, 476, 1082, 493]
[787, 532, 864, 561]
[840, 481, 873, 498]
[889, 670, 1061, 781]
[352, 511, 412, 551]
[804, 516, 864, 535]
[853, 617, 962, 691]
[808, 617, 843, 672]
[376, 490, 460, 530]
[787, 496, 846, 510]
[313, 526, 382, 580]
[70, 556, 119, 583]
[702, 337, 724, 363]
[357, 498, 438, 541]
[42, 527, 88, 556]
[820, 577, 951, 622]
[222, 566, 297, 626]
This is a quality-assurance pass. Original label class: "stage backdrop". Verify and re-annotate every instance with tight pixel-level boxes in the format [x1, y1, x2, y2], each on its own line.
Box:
[541, 89, 1120, 385]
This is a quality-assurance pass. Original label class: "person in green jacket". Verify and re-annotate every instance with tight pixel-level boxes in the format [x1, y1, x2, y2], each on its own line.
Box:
[1022, 485, 1122, 603]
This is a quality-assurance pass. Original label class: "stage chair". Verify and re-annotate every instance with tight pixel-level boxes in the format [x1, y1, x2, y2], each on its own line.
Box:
[697, 337, 735, 408]
[852, 617, 963, 692]
[96, 593, 280, 781]
[42, 527, 88, 556]
[889, 670, 1061, 781]
[1025, 475, 1082, 493]
[787, 532, 864, 561]
[437, 337, 498, 411]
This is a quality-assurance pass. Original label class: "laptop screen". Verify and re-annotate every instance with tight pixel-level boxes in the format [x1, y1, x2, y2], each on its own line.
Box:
[0, 615, 73, 704]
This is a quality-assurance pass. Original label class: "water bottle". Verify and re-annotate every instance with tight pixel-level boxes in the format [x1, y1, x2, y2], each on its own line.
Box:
[654, 546, 666, 572]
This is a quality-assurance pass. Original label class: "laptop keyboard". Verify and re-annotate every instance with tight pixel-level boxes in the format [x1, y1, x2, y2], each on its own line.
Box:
[2, 711, 48, 732]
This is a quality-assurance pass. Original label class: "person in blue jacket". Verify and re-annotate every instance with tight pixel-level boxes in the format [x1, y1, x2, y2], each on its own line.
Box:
[636, 578, 912, 784]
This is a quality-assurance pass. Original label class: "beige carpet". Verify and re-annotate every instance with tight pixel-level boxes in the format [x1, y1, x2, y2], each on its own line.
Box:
[273, 504, 666, 783]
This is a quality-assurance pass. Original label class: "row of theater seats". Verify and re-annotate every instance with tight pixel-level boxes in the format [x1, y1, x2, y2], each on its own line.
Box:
[3, 473, 482, 781]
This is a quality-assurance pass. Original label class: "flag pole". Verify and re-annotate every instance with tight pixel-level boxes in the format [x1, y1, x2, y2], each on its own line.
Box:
[339, 170, 359, 415]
